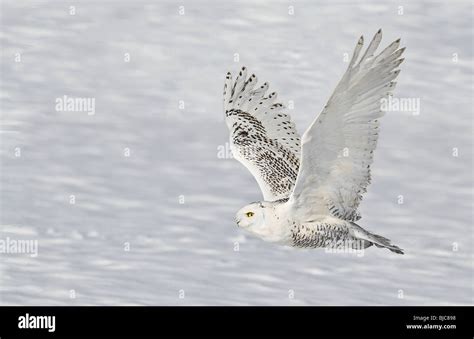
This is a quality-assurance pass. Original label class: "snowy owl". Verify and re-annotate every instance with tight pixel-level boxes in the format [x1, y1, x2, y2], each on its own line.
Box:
[223, 30, 405, 254]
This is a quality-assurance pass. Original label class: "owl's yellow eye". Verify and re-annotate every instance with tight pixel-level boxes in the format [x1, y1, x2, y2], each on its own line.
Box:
[246, 212, 254, 218]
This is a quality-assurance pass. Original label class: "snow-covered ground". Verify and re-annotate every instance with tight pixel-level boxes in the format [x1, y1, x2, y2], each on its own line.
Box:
[0, 0, 472, 305]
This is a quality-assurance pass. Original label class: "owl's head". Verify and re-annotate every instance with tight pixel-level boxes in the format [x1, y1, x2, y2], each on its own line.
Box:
[235, 202, 266, 231]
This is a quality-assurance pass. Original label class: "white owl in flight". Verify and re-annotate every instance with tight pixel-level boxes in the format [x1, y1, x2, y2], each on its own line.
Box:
[223, 30, 404, 254]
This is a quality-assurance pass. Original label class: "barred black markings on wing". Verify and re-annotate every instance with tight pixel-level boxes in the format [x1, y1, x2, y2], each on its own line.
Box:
[223, 67, 301, 201]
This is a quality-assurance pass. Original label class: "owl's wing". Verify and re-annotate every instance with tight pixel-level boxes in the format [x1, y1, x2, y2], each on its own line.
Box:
[289, 30, 405, 221]
[224, 67, 301, 201]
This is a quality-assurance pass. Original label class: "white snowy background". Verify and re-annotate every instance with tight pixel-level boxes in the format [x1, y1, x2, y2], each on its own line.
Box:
[0, 0, 472, 305]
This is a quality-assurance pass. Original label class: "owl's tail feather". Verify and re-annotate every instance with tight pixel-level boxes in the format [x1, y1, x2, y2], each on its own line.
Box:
[370, 233, 404, 254]
[349, 223, 404, 255]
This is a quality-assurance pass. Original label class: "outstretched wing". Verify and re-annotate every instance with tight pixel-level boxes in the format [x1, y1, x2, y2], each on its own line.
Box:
[289, 29, 405, 221]
[223, 67, 301, 201]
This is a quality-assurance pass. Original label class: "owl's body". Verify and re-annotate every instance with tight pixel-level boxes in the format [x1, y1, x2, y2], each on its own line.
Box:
[235, 200, 403, 254]
[225, 30, 405, 254]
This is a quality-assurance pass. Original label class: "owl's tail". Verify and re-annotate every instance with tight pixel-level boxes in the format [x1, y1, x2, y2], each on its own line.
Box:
[369, 233, 404, 254]
[349, 223, 404, 255]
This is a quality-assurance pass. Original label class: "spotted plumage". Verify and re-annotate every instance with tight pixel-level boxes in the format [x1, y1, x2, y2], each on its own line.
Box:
[226, 30, 405, 254]
[224, 68, 301, 201]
